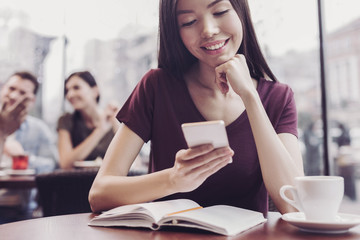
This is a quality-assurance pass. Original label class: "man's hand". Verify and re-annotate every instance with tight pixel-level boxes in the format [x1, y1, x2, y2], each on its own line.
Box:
[0, 96, 31, 138]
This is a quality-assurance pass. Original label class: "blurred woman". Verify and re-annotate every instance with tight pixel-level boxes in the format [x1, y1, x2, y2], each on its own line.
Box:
[57, 71, 119, 169]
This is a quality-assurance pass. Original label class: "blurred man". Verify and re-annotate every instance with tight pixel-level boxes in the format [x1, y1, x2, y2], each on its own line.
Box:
[0, 71, 58, 223]
[0, 91, 30, 158]
[0, 71, 58, 172]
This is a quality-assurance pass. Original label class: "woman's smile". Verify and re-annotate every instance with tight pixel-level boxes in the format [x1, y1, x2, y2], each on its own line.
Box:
[201, 39, 229, 55]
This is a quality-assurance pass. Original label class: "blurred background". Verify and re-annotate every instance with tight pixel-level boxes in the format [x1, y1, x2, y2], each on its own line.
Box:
[0, 0, 360, 205]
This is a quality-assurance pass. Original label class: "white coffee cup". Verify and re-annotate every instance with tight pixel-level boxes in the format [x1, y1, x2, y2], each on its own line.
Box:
[280, 176, 344, 222]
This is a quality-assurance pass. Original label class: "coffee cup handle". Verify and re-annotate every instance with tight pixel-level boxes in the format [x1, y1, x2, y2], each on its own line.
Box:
[279, 185, 304, 212]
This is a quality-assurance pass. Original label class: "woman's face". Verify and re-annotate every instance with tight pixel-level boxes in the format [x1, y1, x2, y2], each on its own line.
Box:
[176, 0, 243, 69]
[65, 76, 98, 110]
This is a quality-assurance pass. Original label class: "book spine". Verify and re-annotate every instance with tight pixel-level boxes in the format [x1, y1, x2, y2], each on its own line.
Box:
[151, 223, 161, 230]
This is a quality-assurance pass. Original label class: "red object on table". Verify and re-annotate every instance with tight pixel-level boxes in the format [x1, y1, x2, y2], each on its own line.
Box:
[12, 154, 29, 170]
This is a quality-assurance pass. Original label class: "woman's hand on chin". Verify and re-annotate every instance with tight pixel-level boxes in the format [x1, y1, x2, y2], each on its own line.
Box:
[214, 54, 254, 97]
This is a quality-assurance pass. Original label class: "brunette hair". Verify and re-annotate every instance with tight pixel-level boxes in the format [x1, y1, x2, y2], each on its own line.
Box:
[64, 71, 100, 103]
[157, 0, 277, 82]
[10, 71, 39, 94]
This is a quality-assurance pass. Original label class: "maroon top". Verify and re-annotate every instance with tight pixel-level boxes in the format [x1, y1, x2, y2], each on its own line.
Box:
[117, 68, 298, 214]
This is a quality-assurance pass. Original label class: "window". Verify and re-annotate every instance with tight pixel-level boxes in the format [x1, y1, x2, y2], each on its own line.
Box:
[324, 0, 360, 206]
[250, 0, 360, 208]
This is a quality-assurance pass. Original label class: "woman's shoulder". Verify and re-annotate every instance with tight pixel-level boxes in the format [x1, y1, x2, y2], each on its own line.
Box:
[258, 77, 294, 96]
[141, 68, 176, 83]
[58, 112, 74, 121]
[144, 68, 173, 77]
[57, 112, 75, 130]
[137, 68, 178, 91]
[257, 78, 296, 110]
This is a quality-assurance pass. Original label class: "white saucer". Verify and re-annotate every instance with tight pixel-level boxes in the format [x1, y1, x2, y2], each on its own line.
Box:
[4, 169, 36, 176]
[282, 212, 360, 234]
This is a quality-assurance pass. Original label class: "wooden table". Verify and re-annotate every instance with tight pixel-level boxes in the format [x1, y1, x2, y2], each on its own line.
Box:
[0, 174, 36, 189]
[1, 212, 360, 240]
[0, 167, 99, 190]
[0, 167, 142, 190]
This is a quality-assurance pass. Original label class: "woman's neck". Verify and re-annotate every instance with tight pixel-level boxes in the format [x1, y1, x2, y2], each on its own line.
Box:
[186, 62, 220, 94]
[79, 105, 100, 128]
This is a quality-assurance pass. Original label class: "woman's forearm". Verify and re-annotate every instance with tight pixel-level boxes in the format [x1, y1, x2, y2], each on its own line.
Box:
[89, 124, 163, 212]
[89, 168, 175, 212]
[59, 128, 108, 169]
[242, 89, 304, 213]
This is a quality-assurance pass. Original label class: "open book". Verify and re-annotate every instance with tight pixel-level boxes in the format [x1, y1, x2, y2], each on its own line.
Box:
[88, 199, 267, 236]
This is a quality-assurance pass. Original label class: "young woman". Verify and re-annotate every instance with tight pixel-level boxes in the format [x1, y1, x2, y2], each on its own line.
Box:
[57, 71, 119, 169]
[89, 0, 304, 214]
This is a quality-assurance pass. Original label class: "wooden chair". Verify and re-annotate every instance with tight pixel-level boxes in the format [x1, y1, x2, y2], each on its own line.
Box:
[35, 168, 98, 217]
[35, 168, 147, 217]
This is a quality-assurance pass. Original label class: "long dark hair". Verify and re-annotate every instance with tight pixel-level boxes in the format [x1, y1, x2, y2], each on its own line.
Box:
[64, 71, 100, 103]
[157, 0, 277, 82]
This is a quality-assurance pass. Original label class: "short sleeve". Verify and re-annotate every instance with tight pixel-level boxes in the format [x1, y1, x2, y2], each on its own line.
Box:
[275, 88, 298, 138]
[116, 69, 157, 142]
[57, 113, 73, 132]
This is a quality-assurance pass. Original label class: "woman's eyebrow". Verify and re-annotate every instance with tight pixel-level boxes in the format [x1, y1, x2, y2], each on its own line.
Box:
[177, 0, 225, 15]
[207, 0, 224, 9]
[177, 9, 193, 15]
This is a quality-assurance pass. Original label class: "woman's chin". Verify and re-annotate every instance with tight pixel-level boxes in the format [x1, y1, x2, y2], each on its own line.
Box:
[213, 55, 236, 68]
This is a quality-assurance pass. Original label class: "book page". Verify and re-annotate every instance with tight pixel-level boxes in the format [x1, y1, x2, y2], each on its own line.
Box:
[89, 199, 201, 227]
[141, 199, 200, 222]
[159, 205, 267, 236]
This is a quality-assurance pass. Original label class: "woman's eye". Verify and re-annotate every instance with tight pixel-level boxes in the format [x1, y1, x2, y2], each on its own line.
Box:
[181, 20, 196, 27]
[214, 9, 229, 16]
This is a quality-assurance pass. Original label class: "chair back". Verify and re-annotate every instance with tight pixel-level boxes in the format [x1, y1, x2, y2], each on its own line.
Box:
[35, 168, 98, 217]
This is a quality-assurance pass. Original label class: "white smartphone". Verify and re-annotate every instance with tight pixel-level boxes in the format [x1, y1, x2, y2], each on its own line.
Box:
[181, 120, 230, 149]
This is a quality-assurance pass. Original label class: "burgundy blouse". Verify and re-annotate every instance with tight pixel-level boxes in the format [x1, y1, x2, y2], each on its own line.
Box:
[117, 68, 298, 214]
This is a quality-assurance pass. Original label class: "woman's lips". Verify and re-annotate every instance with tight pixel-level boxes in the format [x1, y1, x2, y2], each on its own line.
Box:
[203, 41, 226, 50]
[201, 39, 229, 55]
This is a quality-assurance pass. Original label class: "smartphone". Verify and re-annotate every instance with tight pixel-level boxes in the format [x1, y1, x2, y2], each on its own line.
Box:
[181, 120, 230, 149]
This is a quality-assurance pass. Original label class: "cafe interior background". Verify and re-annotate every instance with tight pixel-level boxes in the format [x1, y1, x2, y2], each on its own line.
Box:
[0, 0, 360, 212]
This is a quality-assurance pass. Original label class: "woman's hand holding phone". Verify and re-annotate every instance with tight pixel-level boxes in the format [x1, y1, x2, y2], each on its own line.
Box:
[169, 144, 234, 193]
[168, 120, 233, 193]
